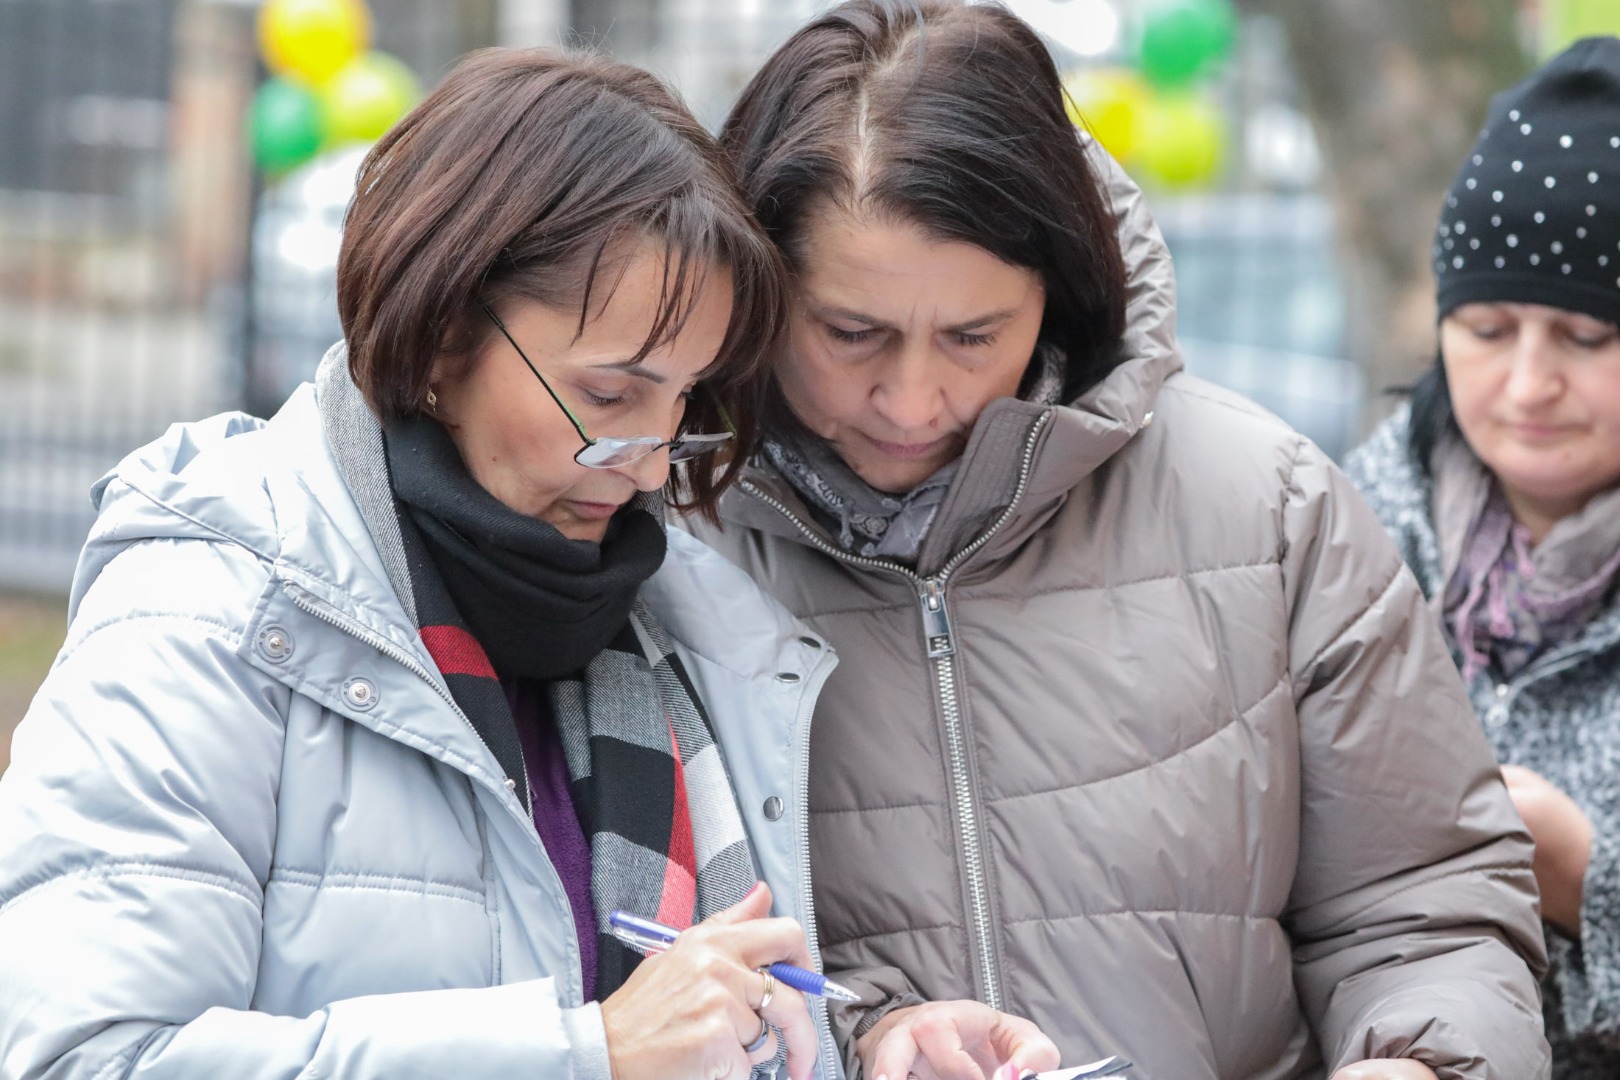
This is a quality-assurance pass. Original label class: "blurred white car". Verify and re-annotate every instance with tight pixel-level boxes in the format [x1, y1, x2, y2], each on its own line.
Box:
[246, 147, 367, 414]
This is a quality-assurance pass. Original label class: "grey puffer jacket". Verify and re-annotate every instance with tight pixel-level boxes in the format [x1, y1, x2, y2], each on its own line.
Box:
[0, 350, 843, 1080]
[1347, 408, 1620, 1080]
[687, 153, 1550, 1079]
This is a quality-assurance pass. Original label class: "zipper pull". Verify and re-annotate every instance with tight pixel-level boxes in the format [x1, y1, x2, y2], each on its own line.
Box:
[918, 579, 956, 659]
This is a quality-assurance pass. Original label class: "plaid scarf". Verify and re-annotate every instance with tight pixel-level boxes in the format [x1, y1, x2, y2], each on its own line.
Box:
[550, 608, 758, 991]
[381, 418, 761, 1003]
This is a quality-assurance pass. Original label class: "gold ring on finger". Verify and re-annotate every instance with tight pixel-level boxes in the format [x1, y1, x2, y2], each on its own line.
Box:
[756, 968, 776, 1011]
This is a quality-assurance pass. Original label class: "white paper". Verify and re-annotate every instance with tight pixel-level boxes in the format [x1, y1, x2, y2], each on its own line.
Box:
[1034, 1057, 1130, 1080]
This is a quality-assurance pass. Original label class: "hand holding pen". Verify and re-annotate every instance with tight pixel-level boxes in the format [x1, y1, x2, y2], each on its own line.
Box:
[610, 910, 862, 1002]
[597, 882, 819, 1080]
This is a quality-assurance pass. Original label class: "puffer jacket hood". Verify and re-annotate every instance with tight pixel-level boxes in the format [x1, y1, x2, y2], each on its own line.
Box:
[689, 145, 1551, 1079]
[0, 353, 844, 1080]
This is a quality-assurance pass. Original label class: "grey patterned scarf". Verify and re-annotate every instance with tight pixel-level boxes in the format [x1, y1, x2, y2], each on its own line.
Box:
[765, 345, 1067, 562]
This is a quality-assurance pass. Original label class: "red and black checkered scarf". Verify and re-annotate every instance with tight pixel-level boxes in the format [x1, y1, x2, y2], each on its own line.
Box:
[383, 414, 758, 997]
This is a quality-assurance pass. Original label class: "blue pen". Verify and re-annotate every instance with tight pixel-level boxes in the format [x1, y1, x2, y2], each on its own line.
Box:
[608, 909, 862, 1002]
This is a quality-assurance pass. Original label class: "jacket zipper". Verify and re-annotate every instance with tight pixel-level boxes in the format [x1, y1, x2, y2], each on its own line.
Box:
[794, 654, 843, 1077]
[740, 412, 1049, 1013]
[283, 583, 535, 817]
[286, 582, 613, 1004]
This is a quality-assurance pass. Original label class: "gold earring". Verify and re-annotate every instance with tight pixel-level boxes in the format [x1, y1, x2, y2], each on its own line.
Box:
[425, 387, 439, 413]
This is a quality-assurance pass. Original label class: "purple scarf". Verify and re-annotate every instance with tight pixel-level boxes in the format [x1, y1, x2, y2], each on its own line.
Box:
[1436, 438, 1620, 682]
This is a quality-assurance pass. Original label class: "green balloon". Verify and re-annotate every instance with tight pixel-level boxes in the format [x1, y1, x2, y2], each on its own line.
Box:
[1544, 0, 1620, 56]
[1138, 0, 1237, 88]
[249, 78, 325, 173]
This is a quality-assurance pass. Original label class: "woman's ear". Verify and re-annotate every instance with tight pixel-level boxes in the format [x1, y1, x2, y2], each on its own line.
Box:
[427, 306, 489, 391]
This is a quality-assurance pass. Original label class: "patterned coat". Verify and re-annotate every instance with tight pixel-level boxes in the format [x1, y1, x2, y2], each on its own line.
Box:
[1347, 407, 1620, 1079]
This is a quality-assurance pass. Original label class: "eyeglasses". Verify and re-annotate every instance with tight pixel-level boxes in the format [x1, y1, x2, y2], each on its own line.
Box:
[481, 304, 735, 469]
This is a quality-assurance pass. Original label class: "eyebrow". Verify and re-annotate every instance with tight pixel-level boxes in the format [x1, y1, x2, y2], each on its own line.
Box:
[813, 304, 1022, 334]
[589, 358, 666, 384]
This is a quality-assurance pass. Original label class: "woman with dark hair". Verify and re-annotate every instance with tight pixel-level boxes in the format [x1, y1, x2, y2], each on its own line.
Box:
[3, 46, 841, 1080]
[1346, 38, 1620, 1080]
[684, 2, 1553, 1078]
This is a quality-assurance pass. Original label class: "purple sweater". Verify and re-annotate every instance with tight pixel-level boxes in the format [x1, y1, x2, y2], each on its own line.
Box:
[504, 679, 598, 1002]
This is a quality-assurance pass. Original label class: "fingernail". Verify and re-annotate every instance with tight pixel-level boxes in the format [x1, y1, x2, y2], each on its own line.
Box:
[997, 1065, 1019, 1080]
[745, 880, 765, 899]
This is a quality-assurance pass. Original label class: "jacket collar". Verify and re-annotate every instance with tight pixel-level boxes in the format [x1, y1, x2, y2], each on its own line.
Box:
[316, 342, 422, 626]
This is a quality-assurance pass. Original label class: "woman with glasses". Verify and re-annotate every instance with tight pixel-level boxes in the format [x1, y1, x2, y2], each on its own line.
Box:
[681, 3, 1552, 1078]
[0, 46, 1047, 1080]
[1346, 38, 1620, 1079]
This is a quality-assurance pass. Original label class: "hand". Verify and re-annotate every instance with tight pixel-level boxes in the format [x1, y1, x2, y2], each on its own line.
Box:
[856, 1000, 1060, 1080]
[1501, 763, 1594, 938]
[600, 882, 818, 1080]
[1330, 1061, 1439, 1080]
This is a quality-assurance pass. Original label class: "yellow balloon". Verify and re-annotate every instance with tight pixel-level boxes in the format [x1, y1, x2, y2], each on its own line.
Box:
[319, 52, 421, 145]
[259, 0, 371, 85]
[1134, 91, 1226, 189]
[1064, 68, 1151, 165]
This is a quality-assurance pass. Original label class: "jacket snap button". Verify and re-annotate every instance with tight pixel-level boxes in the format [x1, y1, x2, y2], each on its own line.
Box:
[798, 636, 821, 649]
[504, 778, 518, 792]
[257, 626, 294, 663]
[1141, 410, 1155, 428]
[342, 677, 378, 711]
[775, 671, 801, 684]
[763, 796, 785, 821]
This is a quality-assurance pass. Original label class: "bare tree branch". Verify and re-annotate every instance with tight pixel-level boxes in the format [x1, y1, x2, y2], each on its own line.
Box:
[1245, 0, 1526, 408]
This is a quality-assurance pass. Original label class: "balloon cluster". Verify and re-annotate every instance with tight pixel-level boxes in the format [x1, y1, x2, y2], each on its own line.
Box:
[248, 0, 421, 174]
[1065, 0, 1235, 190]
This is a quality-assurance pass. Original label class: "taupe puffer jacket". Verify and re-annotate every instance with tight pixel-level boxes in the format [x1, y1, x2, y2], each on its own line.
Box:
[688, 158, 1550, 1079]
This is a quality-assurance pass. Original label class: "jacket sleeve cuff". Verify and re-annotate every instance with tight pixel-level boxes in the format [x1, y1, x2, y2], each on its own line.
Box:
[1555, 825, 1620, 1036]
[850, 991, 928, 1041]
[841, 991, 928, 1080]
[562, 1001, 614, 1080]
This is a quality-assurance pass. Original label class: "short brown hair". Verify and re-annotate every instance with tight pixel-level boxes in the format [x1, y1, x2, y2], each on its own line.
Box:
[337, 47, 786, 515]
[722, 0, 1126, 400]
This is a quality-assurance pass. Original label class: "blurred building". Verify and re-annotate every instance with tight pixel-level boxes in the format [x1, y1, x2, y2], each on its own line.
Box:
[0, 0, 1356, 594]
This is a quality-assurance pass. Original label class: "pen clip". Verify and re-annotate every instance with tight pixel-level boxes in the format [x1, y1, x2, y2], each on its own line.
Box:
[608, 910, 680, 956]
[610, 924, 674, 955]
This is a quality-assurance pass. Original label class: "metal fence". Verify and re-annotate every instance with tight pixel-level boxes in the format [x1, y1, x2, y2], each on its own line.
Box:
[1, 0, 195, 591]
[0, 0, 494, 593]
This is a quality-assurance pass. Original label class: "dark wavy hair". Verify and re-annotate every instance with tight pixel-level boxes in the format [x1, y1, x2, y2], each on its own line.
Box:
[336, 47, 787, 516]
[720, 0, 1128, 406]
[1405, 356, 1460, 477]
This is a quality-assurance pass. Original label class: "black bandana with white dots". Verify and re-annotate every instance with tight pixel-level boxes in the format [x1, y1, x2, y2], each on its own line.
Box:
[1434, 35, 1620, 326]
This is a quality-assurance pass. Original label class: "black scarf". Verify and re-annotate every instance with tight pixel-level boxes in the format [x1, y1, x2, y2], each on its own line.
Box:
[383, 413, 667, 681]
[378, 413, 764, 1011]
